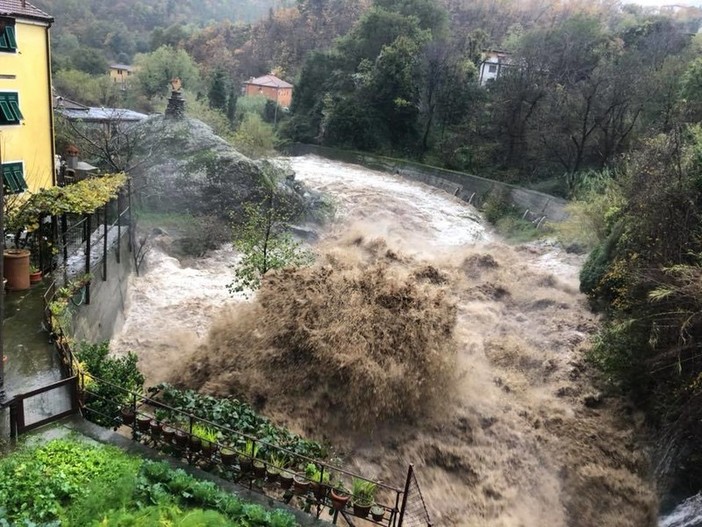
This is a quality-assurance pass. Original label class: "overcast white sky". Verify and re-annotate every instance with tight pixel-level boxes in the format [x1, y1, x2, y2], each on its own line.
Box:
[628, 0, 702, 5]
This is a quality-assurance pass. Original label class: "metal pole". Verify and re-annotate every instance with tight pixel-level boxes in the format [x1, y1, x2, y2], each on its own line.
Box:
[0, 140, 5, 406]
[116, 194, 121, 264]
[127, 179, 132, 253]
[103, 205, 108, 281]
[397, 464, 414, 527]
[85, 214, 91, 305]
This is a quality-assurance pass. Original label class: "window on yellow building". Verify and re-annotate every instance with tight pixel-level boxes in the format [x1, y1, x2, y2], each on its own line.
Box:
[0, 92, 23, 125]
[0, 18, 17, 53]
[2, 162, 27, 194]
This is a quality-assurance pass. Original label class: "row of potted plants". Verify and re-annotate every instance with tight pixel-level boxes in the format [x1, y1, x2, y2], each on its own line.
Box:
[121, 406, 386, 522]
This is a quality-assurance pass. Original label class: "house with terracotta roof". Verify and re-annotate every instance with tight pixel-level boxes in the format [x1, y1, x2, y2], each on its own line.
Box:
[243, 74, 293, 108]
[0, 0, 55, 194]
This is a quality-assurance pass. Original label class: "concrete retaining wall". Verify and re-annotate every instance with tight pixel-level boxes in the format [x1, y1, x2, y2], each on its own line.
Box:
[72, 232, 132, 343]
[285, 144, 569, 222]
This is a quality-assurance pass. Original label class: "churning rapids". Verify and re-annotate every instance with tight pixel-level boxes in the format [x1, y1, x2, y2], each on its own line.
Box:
[112, 155, 679, 526]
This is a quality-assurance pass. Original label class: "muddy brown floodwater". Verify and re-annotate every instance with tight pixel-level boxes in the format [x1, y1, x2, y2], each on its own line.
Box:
[112, 155, 657, 527]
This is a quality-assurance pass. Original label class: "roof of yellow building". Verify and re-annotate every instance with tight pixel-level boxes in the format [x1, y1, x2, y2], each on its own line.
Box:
[0, 0, 53, 23]
[245, 74, 293, 89]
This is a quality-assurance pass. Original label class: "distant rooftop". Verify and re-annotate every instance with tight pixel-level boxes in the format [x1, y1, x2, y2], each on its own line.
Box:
[110, 64, 134, 71]
[245, 74, 293, 89]
[57, 105, 148, 123]
[0, 0, 53, 23]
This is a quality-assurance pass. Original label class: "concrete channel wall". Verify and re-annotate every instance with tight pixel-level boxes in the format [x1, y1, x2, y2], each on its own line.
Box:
[72, 233, 133, 343]
[285, 143, 569, 222]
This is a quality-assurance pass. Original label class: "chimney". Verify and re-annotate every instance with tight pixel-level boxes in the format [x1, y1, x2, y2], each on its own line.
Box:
[66, 145, 79, 169]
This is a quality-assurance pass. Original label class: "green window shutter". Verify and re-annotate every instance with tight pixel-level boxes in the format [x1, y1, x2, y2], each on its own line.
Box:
[9, 100, 23, 120]
[0, 93, 21, 125]
[2, 162, 27, 194]
[0, 24, 16, 52]
[6, 26, 16, 49]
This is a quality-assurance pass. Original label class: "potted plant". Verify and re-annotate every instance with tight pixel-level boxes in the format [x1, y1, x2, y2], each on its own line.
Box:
[279, 464, 294, 490]
[174, 428, 189, 448]
[119, 405, 135, 425]
[136, 413, 151, 432]
[304, 463, 330, 499]
[193, 423, 218, 457]
[149, 419, 162, 437]
[221, 447, 237, 466]
[330, 481, 350, 511]
[371, 505, 385, 522]
[351, 478, 377, 518]
[162, 424, 175, 443]
[238, 440, 258, 474]
[292, 473, 310, 495]
[267, 454, 284, 483]
[29, 264, 42, 284]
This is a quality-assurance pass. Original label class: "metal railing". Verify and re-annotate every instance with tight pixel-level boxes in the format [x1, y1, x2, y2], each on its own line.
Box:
[80, 372, 419, 526]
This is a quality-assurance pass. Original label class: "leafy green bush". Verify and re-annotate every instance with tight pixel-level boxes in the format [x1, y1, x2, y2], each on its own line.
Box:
[137, 461, 298, 527]
[0, 440, 300, 527]
[152, 384, 326, 459]
[579, 223, 623, 298]
[76, 341, 145, 427]
[0, 439, 140, 523]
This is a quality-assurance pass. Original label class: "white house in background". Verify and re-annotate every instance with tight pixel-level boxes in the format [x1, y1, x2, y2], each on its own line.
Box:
[479, 50, 512, 85]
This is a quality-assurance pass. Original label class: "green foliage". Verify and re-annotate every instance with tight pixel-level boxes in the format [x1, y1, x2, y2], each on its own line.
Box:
[152, 384, 326, 460]
[208, 70, 229, 111]
[136, 461, 299, 527]
[351, 478, 377, 506]
[579, 224, 623, 298]
[0, 438, 300, 527]
[134, 46, 200, 99]
[233, 113, 276, 159]
[6, 174, 128, 235]
[556, 170, 625, 249]
[229, 195, 313, 295]
[76, 342, 145, 427]
[184, 91, 234, 139]
[0, 439, 140, 524]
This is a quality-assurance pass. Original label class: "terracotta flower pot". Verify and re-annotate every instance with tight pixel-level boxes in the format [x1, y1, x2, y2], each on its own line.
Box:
[266, 466, 280, 483]
[330, 488, 350, 511]
[279, 470, 294, 489]
[149, 419, 162, 437]
[162, 426, 175, 443]
[29, 270, 42, 284]
[221, 449, 237, 466]
[136, 414, 151, 431]
[174, 429, 189, 449]
[4, 249, 30, 291]
[253, 460, 266, 478]
[238, 455, 253, 473]
[293, 474, 310, 495]
[120, 407, 135, 425]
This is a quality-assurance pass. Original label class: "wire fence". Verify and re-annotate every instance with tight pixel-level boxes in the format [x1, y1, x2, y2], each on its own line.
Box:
[398, 465, 433, 527]
[81, 373, 409, 527]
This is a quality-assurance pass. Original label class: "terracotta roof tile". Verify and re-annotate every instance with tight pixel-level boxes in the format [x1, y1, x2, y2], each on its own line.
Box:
[0, 0, 53, 23]
[245, 74, 293, 89]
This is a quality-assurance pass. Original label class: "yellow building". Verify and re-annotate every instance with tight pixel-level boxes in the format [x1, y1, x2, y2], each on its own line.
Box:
[109, 64, 134, 89]
[0, 0, 54, 195]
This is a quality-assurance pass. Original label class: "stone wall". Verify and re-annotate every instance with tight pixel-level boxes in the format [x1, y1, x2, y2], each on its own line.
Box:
[72, 232, 132, 344]
[284, 144, 569, 222]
